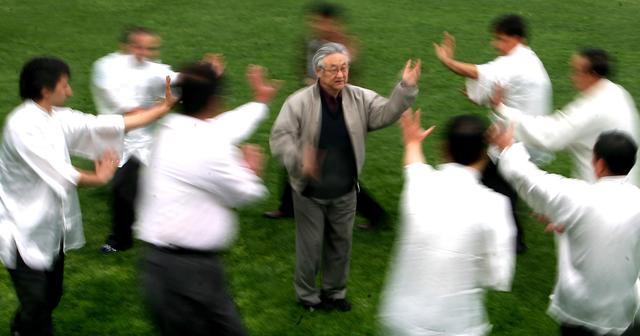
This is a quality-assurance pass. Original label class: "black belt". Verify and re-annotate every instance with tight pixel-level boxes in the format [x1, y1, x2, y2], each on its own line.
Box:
[147, 243, 220, 257]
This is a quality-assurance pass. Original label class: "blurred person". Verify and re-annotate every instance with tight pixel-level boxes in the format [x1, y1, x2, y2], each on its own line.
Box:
[378, 110, 515, 336]
[92, 26, 179, 253]
[435, 14, 553, 253]
[264, 2, 389, 230]
[491, 126, 640, 336]
[491, 48, 640, 185]
[135, 62, 279, 336]
[0, 56, 174, 336]
[270, 42, 420, 311]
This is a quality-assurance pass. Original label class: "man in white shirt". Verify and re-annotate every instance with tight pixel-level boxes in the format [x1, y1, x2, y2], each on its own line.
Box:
[434, 14, 553, 253]
[491, 126, 640, 336]
[136, 62, 278, 335]
[0, 57, 174, 336]
[92, 26, 178, 253]
[492, 48, 640, 185]
[379, 110, 515, 336]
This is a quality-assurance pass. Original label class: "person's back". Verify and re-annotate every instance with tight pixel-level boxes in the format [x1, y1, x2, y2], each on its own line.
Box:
[550, 178, 640, 331]
[381, 163, 514, 335]
[380, 113, 515, 336]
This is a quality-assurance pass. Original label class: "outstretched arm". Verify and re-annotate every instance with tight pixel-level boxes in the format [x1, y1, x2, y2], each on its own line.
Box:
[122, 76, 176, 132]
[434, 32, 478, 79]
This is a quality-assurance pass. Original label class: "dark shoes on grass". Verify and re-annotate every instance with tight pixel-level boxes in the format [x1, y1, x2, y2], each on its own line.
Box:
[300, 297, 352, 312]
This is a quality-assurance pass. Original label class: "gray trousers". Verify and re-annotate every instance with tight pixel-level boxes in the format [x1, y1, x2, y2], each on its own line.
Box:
[293, 189, 357, 305]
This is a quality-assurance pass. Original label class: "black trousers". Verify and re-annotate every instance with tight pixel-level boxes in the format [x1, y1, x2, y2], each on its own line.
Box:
[141, 245, 247, 336]
[105, 157, 141, 250]
[7, 247, 64, 336]
[278, 174, 388, 227]
[481, 160, 525, 247]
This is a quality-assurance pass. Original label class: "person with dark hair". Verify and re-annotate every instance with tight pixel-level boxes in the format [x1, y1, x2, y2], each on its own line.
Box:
[434, 14, 552, 253]
[91, 27, 189, 253]
[0, 56, 174, 336]
[491, 127, 640, 336]
[271, 42, 420, 312]
[135, 63, 279, 336]
[492, 48, 640, 185]
[379, 109, 515, 335]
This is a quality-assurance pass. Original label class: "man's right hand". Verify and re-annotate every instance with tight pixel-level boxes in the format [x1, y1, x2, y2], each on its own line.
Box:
[301, 145, 321, 181]
[247, 65, 280, 104]
[434, 32, 456, 62]
[95, 150, 120, 184]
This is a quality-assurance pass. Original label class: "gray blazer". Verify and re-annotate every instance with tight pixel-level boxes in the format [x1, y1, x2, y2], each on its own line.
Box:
[270, 82, 418, 192]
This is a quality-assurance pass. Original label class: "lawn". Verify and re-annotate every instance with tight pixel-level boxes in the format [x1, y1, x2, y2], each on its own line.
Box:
[0, 0, 639, 335]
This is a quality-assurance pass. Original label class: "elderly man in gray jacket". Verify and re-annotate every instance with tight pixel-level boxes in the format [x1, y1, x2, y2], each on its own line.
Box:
[270, 42, 421, 311]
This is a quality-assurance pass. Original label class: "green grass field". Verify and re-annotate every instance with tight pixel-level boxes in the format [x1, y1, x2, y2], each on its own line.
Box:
[1, 0, 639, 335]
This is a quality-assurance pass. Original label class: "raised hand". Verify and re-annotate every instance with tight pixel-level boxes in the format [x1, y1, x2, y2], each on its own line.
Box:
[162, 75, 178, 108]
[400, 108, 435, 146]
[247, 65, 280, 104]
[401, 59, 422, 87]
[202, 53, 225, 77]
[434, 32, 456, 62]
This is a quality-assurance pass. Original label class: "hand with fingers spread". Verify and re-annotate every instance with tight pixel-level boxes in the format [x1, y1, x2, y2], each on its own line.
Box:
[95, 150, 120, 184]
[434, 32, 456, 62]
[402, 59, 422, 87]
[400, 108, 435, 165]
[247, 65, 281, 104]
[400, 108, 435, 146]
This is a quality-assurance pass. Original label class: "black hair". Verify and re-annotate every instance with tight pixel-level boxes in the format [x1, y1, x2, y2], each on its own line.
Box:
[307, 2, 344, 19]
[120, 26, 156, 44]
[579, 48, 612, 78]
[491, 14, 527, 39]
[175, 62, 223, 116]
[446, 114, 488, 165]
[593, 131, 637, 176]
[19, 57, 71, 101]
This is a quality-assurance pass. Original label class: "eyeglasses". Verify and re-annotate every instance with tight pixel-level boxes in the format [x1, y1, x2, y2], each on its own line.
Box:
[322, 65, 349, 76]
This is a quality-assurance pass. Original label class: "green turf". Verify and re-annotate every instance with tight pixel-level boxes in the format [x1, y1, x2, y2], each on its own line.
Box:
[1, 0, 639, 334]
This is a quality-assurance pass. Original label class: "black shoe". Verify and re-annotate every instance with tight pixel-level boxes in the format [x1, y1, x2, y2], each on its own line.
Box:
[299, 300, 331, 312]
[326, 298, 352, 312]
[263, 210, 293, 219]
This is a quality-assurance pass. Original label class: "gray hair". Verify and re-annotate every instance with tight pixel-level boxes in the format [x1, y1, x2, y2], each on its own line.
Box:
[312, 42, 350, 71]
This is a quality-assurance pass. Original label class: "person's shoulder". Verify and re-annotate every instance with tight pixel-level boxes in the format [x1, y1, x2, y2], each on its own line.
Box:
[285, 84, 318, 103]
[94, 52, 125, 66]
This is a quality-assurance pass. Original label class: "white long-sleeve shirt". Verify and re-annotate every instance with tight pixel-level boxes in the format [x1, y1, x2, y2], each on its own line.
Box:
[135, 103, 268, 251]
[0, 100, 124, 270]
[466, 43, 553, 165]
[495, 79, 640, 185]
[91, 52, 178, 166]
[379, 163, 515, 336]
[498, 143, 640, 335]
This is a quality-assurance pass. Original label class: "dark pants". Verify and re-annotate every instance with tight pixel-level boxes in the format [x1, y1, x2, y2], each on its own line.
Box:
[278, 175, 388, 227]
[559, 323, 640, 336]
[7, 247, 64, 336]
[105, 157, 141, 250]
[481, 160, 525, 248]
[141, 245, 247, 336]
